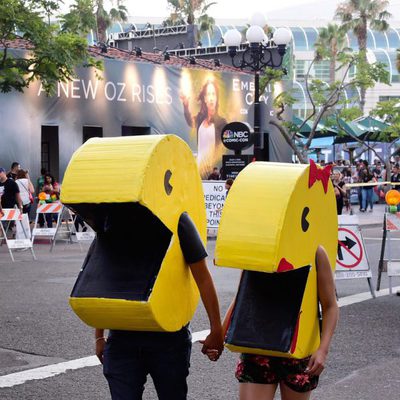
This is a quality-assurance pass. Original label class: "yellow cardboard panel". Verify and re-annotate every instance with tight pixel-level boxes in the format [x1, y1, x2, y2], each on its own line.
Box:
[65, 135, 206, 331]
[215, 161, 337, 358]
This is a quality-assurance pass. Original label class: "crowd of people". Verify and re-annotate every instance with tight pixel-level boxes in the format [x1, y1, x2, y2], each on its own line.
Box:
[328, 157, 400, 215]
[0, 162, 60, 236]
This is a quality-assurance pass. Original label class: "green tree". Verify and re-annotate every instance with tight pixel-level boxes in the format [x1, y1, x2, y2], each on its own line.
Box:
[0, 0, 102, 94]
[335, 0, 391, 113]
[61, 0, 97, 36]
[261, 51, 390, 163]
[166, 0, 216, 42]
[314, 23, 347, 84]
[95, 0, 128, 44]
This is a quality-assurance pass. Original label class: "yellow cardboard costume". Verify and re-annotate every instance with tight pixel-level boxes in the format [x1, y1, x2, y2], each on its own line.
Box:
[215, 160, 337, 359]
[61, 134, 206, 332]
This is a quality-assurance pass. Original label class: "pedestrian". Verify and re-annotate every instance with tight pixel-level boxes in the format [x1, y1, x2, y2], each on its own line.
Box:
[222, 246, 338, 400]
[391, 164, 400, 211]
[225, 178, 233, 196]
[0, 167, 23, 211]
[212, 161, 339, 400]
[208, 167, 221, 180]
[331, 169, 346, 215]
[63, 135, 224, 400]
[15, 169, 35, 214]
[0, 167, 23, 236]
[359, 161, 375, 212]
[7, 162, 20, 180]
[36, 168, 47, 195]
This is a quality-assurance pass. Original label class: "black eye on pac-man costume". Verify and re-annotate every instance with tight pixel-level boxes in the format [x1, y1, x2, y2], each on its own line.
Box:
[61, 135, 206, 332]
[215, 160, 337, 359]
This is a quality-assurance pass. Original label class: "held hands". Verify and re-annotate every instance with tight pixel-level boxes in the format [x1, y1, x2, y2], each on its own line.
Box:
[199, 327, 224, 362]
[306, 348, 327, 376]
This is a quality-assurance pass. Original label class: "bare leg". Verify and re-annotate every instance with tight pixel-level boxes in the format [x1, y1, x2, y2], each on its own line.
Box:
[280, 383, 311, 400]
[239, 383, 278, 400]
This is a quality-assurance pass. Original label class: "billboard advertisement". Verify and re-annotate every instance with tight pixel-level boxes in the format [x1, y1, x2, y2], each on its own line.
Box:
[0, 53, 259, 181]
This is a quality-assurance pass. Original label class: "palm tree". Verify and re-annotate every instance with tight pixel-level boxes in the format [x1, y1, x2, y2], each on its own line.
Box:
[335, 0, 391, 113]
[95, 0, 128, 44]
[166, 0, 216, 45]
[314, 23, 347, 84]
[109, 0, 128, 25]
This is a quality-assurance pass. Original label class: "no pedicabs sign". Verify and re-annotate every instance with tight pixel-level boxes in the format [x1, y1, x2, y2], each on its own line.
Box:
[335, 225, 372, 280]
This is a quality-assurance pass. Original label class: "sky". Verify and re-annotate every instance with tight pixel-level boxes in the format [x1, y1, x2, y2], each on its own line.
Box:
[59, 0, 316, 20]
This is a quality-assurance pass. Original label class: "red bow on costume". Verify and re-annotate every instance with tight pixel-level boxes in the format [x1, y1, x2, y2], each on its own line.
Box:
[308, 159, 332, 194]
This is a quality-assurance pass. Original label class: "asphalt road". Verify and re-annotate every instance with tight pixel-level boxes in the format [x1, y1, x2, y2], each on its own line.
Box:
[1, 215, 400, 399]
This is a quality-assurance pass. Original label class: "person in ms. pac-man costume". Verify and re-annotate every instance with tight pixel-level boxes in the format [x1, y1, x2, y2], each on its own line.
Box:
[61, 134, 223, 400]
[214, 160, 339, 400]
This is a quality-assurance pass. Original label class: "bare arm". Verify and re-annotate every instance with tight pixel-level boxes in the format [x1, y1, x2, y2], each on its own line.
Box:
[222, 297, 235, 337]
[189, 258, 224, 359]
[307, 245, 339, 376]
[15, 192, 23, 210]
[180, 93, 194, 128]
[95, 328, 106, 364]
[27, 176, 35, 194]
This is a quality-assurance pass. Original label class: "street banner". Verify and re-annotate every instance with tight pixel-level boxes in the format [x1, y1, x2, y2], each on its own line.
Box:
[202, 181, 226, 229]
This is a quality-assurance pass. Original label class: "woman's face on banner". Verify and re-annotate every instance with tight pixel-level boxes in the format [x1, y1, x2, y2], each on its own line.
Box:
[205, 83, 217, 116]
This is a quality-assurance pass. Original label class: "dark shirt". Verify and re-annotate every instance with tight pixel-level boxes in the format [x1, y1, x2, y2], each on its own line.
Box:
[0, 178, 19, 208]
[391, 173, 400, 183]
[6, 172, 17, 181]
[208, 172, 221, 180]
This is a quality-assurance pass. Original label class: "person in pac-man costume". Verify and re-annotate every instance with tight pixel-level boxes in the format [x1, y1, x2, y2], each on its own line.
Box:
[61, 135, 223, 400]
[214, 160, 339, 400]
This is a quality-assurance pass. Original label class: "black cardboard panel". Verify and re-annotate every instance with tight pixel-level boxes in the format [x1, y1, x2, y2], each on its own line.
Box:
[226, 266, 310, 352]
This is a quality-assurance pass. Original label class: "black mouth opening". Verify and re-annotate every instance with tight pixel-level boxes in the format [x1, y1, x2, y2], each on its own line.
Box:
[226, 266, 310, 353]
[70, 202, 172, 302]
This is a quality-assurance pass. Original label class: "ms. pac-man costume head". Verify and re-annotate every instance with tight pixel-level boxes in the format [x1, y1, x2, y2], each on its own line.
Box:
[61, 135, 206, 332]
[215, 160, 337, 359]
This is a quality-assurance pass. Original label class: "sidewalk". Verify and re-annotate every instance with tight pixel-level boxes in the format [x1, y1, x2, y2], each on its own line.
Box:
[340, 203, 386, 228]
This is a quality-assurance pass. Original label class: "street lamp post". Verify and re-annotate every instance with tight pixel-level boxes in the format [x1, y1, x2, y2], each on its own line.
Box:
[224, 15, 291, 161]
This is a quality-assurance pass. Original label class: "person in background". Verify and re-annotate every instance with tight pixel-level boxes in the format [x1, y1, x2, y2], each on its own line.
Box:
[331, 170, 346, 215]
[0, 167, 22, 211]
[391, 164, 400, 211]
[36, 168, 47, 195]
[359, 161, 375, 212]
[0, 167, 23, 236]
[225, 178, 233, 196]
[38, 174, 60, 228]
[342, 167, 353, 212]
[16, 169, 35, 214]
[208, 167, 221, 180]
[7, 162, 20, 180]
[372, 161, 385, 203]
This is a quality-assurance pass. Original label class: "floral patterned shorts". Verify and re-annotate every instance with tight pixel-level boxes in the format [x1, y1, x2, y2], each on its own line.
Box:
[235, 353, 319, 393]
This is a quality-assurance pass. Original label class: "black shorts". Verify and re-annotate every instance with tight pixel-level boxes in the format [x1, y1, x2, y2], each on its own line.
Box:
[235, 353, 319, 393]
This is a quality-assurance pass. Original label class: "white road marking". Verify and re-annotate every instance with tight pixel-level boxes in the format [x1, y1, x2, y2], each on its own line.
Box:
[1, 288, 400, 389]
[0, 356, 99, 388]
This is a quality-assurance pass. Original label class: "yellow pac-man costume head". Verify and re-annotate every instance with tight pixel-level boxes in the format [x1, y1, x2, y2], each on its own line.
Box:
[215, 160, 337, 359]
[61, 135, 206, 332]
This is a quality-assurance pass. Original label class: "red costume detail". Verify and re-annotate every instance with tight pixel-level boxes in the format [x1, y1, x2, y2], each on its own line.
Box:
[308, 159, 332, 194]
[277, 258, 294, 272]
[290, 312, 302, 354]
